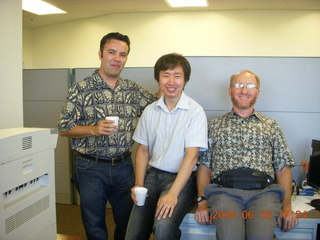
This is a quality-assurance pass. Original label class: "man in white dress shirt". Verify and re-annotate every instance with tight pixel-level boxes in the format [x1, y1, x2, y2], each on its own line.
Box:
[125, 53, 208, 240]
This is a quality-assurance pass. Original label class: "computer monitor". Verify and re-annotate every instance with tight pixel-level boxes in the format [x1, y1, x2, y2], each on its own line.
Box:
[307, 139, 320, 190]
[307, 154, 320, 189]
[311, 139, 320, 156]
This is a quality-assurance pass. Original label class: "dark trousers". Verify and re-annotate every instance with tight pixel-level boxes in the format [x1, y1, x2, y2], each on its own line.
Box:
[74, 153, 134, 240]
[125, 167, 196, 240]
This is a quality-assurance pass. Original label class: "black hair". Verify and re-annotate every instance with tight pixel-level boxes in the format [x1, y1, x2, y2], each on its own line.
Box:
[99, 32, 130, 53]
[154, 53, 191, 83]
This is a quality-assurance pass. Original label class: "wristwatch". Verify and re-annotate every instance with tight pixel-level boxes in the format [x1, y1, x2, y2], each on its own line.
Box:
[197, 196, 207, 203]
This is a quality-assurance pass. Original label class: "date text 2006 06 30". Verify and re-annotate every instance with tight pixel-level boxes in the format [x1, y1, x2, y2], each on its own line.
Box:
[211, 210, 307, 220]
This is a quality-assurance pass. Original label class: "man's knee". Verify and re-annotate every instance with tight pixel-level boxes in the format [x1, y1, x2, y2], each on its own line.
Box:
[153, 218, 180, 239]
[246, 217, 277, 240]
[210, 193, 240, 211]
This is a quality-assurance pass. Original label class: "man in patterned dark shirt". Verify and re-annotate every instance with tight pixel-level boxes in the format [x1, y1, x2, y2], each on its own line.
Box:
[58, 32, 160, 240]
[195, 70, 298, 239]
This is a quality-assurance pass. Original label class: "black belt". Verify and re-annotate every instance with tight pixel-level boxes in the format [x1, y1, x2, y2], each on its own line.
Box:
[74, 150, 131, 165]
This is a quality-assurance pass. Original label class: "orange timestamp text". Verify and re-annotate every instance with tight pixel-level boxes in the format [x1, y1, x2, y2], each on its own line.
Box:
[211, 210, 307, 220]
[280, 210, 307, 219]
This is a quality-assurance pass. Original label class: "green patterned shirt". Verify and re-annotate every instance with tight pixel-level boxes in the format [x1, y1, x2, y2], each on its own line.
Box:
[58, 69, 157, 158]
[198, 111, 294, 181]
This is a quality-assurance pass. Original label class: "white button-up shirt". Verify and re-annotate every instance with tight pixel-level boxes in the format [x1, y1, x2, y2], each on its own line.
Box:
[133, 92, 208, 173]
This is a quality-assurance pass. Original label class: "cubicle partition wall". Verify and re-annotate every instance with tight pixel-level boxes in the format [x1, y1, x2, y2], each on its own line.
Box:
[23, 57, 320, 204]
[23, 69, 73, 204]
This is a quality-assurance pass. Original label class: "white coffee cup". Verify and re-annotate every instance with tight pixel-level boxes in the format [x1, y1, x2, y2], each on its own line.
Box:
[105, 116, 119, 126]
[134, 187, 148, 206]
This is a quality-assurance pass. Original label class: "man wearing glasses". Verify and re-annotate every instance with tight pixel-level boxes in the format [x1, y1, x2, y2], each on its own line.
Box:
[195, 70, 298, 239]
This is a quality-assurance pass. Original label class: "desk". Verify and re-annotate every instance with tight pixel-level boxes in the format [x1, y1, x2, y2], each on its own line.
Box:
[180, 195, 320, 240]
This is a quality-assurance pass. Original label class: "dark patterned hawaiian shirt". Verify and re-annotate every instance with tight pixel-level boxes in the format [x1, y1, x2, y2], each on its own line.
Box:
[58, 69, 157, 158]
[198, 111, 295, 181]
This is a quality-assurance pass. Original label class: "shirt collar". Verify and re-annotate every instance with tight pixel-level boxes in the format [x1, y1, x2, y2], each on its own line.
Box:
[156, 91, 189, 112]
[92, 69, 129, 90]
[115, 78, 129, 90]
[227, 109, 262, 121]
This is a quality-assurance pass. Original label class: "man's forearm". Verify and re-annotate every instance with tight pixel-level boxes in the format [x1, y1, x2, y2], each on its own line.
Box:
[276, 166, 298, 231]
[276, 166, 293, 210]
[168, 147, 199, 197]
[59, 125, 97, 138]
[196, 165, 211, 196]
[134, 144, 149, 186]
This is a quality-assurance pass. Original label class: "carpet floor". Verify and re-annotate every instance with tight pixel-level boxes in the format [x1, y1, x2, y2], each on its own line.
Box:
[56, 204, 115, 240]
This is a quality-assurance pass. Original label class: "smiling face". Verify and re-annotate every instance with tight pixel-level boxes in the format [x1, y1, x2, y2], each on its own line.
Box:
[229, 71, 260, 113]
[98, 39, 129, 81]
[159, 65, 185, 103]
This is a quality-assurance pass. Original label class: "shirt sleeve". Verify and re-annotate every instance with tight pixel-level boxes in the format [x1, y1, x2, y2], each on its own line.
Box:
[271, 120, 295, 170]
[58, 83, 82, 131]
[136, 84, 157, 117]
[185, 106, 208, 151]
[197, 119, 214, 169]
[132, 106, 150, 146]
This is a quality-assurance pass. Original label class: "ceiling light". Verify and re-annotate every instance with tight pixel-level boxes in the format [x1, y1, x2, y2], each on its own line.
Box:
[165, 0, 208, 8]
[22, 0, 66, 15]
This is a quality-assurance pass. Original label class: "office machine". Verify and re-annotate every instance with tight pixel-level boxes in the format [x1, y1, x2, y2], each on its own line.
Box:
[0, 128, 58, 240]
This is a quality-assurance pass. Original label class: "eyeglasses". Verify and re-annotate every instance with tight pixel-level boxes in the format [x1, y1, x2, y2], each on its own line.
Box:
[232, 83, 258, 89]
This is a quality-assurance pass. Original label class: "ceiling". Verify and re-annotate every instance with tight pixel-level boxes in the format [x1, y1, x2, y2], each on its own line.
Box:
[23, 0, 320, 28]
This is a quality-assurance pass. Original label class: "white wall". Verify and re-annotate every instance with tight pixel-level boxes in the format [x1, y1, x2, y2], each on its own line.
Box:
[0, 0, 23, 128]
[23, 10, 320, 69]
[23, 27, 34, 68]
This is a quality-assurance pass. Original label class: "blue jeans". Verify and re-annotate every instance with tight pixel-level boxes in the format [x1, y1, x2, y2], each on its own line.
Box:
[205, 184, 284, 240]
[125, 167, 196, 240]
[74, 153, 134, 240]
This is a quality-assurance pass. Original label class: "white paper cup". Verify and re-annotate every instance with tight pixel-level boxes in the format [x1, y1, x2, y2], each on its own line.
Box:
[134, 187, 148, 206]
[105, 116, 119, 126]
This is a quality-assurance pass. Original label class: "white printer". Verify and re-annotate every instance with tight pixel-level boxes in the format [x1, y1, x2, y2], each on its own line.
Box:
[0, 128, 58, 240]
